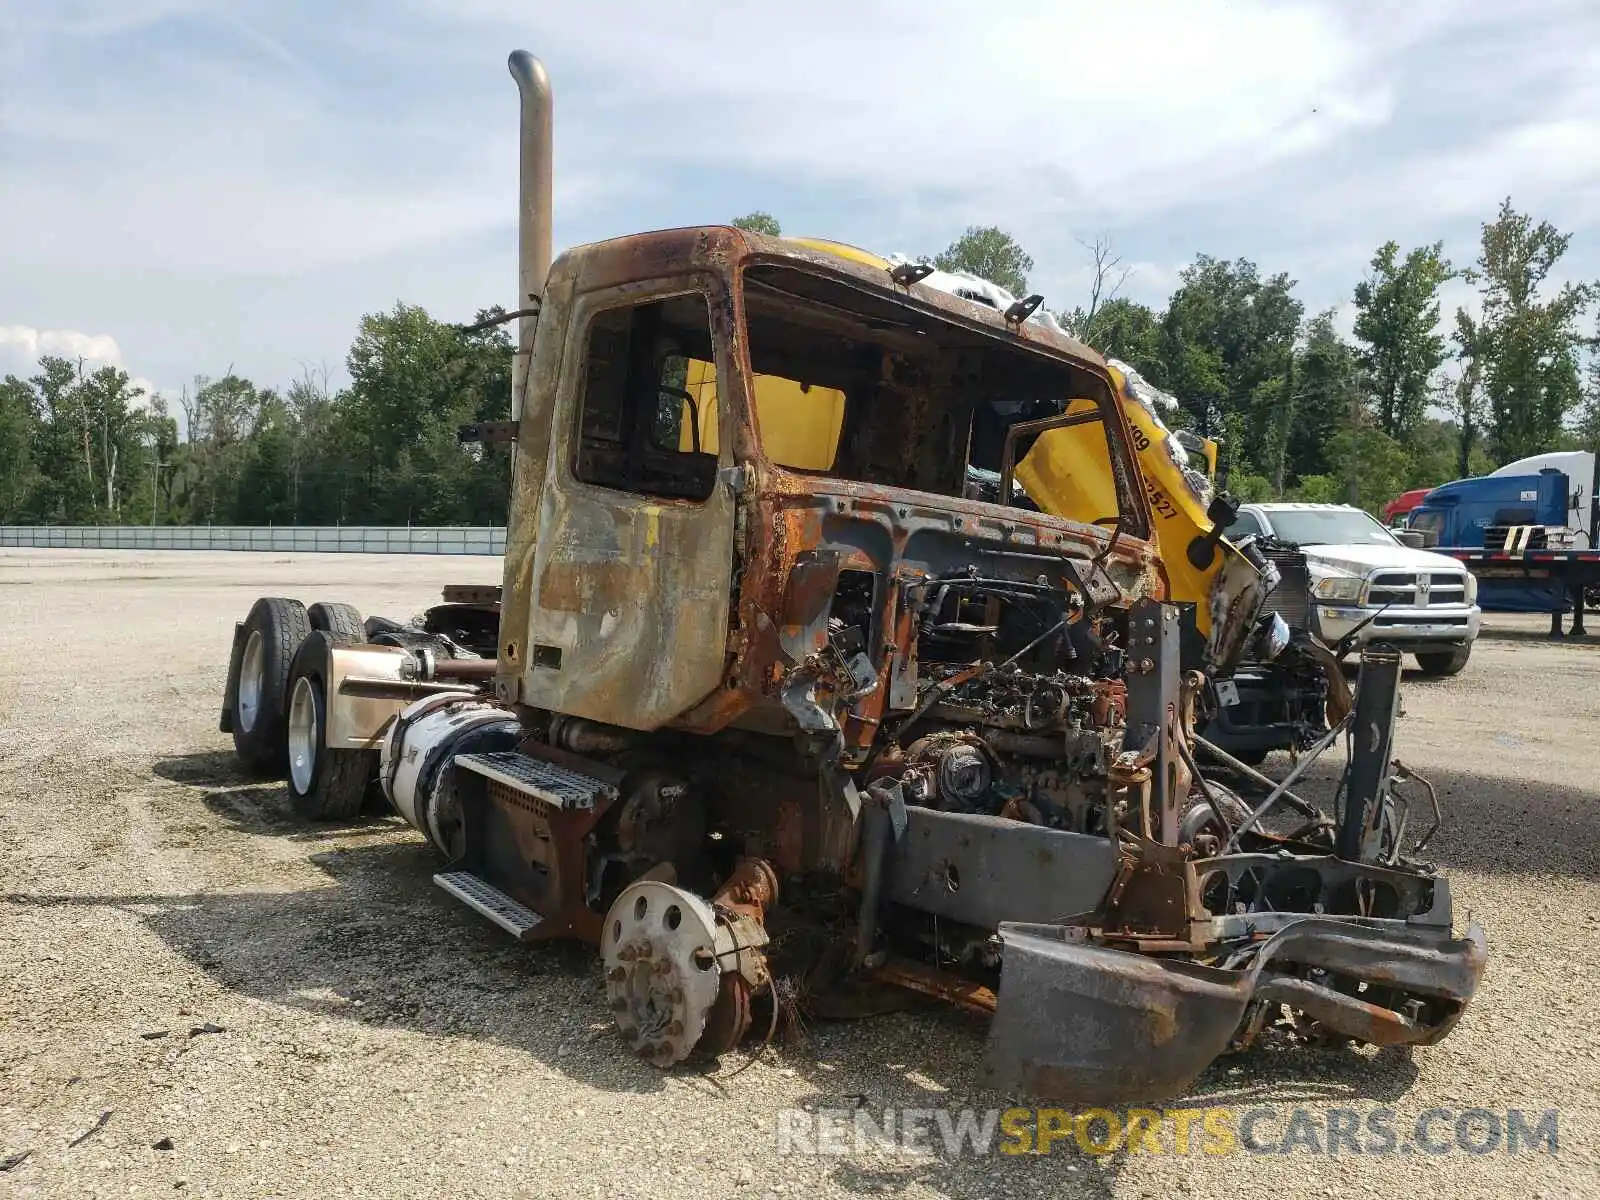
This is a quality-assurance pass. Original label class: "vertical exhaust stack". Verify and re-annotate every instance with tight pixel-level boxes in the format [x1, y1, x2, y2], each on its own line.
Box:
[508, 50, 552, 421]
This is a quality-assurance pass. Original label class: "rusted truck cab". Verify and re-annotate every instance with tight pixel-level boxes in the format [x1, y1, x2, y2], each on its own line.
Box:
[495, 228, 1162, 745]
[436, 213, 1483, 1097]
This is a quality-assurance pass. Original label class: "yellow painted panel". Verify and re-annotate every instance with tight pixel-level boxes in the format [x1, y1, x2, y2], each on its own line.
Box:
[781, 237, 891, 270]
[680, 358, 845, 471]
[1015, 369, 1234, 636]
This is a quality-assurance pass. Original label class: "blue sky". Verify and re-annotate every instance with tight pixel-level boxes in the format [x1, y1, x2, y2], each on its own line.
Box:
[2, 0, 1597, 404]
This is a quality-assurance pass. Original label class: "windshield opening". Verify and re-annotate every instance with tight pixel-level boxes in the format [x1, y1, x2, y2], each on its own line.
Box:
[721, 263, 1139, 530]
[1269, 508, 1398, 547]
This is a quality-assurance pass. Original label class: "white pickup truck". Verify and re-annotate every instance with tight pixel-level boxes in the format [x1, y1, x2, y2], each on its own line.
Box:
[1226, 502, 1481, 676]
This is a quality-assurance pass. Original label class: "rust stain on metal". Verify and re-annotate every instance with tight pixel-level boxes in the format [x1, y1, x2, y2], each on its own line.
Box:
[867, 959, 998, 1015]
[537, 559, 649, 616]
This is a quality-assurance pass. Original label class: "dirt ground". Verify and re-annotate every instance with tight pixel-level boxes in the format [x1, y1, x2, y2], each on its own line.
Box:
[2, 549, 1598, 1199]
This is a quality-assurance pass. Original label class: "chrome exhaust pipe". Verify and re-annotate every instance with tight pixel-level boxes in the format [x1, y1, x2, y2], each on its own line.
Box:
[508, 50, 552, 420]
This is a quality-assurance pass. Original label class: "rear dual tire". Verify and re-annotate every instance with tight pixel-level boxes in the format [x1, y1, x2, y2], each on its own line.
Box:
[308, 601, 364, 644]
[285, 631, 377, 821]
[230, 598, 312, 775]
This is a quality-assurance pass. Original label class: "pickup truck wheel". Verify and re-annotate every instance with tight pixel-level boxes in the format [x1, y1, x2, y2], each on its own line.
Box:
[284, 632, 373, 820]
[1414, 644, 1471, 677]
[307, 601, 365, 644]
[230, 597, 311, 775]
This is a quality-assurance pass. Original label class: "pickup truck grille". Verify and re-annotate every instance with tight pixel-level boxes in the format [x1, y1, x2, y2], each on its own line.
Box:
[1367, 571, 1468, 609]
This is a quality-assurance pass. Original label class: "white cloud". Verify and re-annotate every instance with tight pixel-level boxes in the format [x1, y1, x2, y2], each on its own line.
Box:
[405, 0, 1600, 319]
[1, 0, 1597, 393]
[0, 324, 170, 407]
[442, 0, 1393, 220]
[1402, 116, 1600, 222]
[0, 324, 122, 363]
[0, 1, 1417, 282]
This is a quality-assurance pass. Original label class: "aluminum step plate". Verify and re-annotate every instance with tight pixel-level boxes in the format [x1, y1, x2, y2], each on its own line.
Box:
[454, 751, 618, 811]
[433, 870, 543, 938]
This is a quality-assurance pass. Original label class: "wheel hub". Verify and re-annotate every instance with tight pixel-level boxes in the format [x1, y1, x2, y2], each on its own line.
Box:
[600, 881, 723, 1067]
[287, 675, 319, 795]
[237, 630, 265, 733]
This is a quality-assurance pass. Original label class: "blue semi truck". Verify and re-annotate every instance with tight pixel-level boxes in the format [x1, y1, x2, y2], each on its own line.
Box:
[1406, 450, 1600, 632]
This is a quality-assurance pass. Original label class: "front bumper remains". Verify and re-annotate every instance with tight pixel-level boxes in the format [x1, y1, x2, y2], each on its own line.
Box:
[982, 869, 1486, 1105]
[1314, 603, 1481, 650]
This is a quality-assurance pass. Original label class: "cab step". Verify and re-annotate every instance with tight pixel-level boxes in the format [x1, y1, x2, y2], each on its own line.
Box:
[433, 870, 544, 939]
[453, 750, 619, 811]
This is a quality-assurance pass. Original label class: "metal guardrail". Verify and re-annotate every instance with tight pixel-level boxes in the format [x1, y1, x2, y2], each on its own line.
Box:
[0, 526, 507, 555]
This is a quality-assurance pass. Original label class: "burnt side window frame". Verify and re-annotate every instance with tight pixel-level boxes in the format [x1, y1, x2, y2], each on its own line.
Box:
[563, 282, 729, 505]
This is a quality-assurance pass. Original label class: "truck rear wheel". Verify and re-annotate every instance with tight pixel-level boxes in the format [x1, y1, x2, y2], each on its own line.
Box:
[307, 601, 365, 644]
[285, 631, 374, 820]
[230, 597, 311, 775]
[1414, 644, 1471, 677]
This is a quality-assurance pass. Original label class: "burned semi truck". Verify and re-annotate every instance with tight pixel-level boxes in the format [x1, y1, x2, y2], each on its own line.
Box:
[216, 50, 1485, 1103]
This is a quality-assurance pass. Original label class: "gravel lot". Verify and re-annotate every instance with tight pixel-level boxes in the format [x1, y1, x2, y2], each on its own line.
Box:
[2, 549, 1598, 1199]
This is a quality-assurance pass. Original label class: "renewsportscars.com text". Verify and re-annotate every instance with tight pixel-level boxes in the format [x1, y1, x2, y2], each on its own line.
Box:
[775, 1105, 1559, 1158]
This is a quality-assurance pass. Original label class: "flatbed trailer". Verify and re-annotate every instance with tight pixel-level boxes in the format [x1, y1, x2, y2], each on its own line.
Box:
[1437, 545, 1600, 636]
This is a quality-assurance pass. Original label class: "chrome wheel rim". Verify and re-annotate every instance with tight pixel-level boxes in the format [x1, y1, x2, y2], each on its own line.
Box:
[237, 630, 265, 733]
[288, 675, 319, 795]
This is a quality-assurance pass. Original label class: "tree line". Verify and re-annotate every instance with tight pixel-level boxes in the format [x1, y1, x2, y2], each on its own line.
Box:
[0, 307, 514, 527]
[1, 199, 1594, 527]
[778, 199, 1594, 514]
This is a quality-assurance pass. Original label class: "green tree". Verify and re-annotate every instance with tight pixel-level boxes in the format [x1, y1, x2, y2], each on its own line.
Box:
[25, 357, 97, 522]
[342, 303, 513, 524]
[1225, 473, 1275, 503]
[1577, 316, 1600, 454]
[1352, 240, 1455, 438]
[76, 365, 152, 517]
[1289, 311, 1360, 483]
[731, 211, 781, 236]
[934, 225, 1034, 296]
[1469, 198, 1596, 461]
[0, 302, 515, 528]
[1406, 412, 1477, 490]
[0, 376, 38, 521]
[1329, 426, 1412, 515]
[1075, 298, 1166, 384]
[1263, 354, 1297, 494]
[1449, 311, 1488, 478]
[178, 373, 268, 524]
[1159, 255, 1303, 477]
[231, 392, 300, 524]
[9, 357, 163, 523]
[130, 395, 179, 525]
[1058, 237, 1133, 345]
[1288, 474, 1340, 503]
